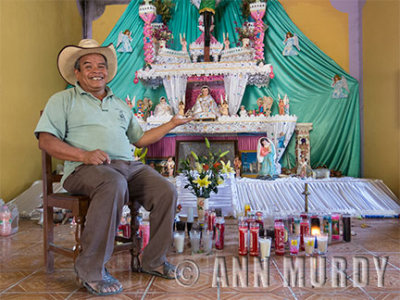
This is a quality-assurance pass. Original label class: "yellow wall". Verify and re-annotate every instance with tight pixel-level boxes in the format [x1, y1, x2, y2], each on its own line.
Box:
[1, 0, 398, 201]
[363, 0, 400, 197]
[0, 0, 81, 201]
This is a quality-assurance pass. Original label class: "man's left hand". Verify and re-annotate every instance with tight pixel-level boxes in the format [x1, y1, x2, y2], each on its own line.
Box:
[170, 115, 193, 127]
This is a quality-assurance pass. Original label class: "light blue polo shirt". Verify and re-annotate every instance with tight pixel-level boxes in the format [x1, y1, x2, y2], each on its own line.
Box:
[35, 83, 144, 185]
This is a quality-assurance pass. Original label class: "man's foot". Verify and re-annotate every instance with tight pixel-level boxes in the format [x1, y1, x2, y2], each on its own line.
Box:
[81, 279, 123, 296]
[142, 261, 177, 280]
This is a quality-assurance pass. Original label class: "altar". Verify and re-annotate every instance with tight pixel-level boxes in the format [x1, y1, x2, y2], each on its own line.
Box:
[175, 176, 400, 218]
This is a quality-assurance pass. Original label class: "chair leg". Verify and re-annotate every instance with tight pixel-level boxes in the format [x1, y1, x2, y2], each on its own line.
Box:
[73, 215, 85, 261]
[130, 204, 142, 272]
[43, 205, 54, 273]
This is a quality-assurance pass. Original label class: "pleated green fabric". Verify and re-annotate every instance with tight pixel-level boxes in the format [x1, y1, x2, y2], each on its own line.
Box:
[101, 0, 361, 177]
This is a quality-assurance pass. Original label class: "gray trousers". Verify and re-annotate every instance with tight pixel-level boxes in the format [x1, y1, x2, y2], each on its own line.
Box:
[63, 160, 177, 282]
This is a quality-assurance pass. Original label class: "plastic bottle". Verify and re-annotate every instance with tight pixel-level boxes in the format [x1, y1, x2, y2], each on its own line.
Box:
[0, 205, 12, 236]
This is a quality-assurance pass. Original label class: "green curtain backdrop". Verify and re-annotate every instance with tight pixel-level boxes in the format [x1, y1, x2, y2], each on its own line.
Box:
[101, 0, 360, 177]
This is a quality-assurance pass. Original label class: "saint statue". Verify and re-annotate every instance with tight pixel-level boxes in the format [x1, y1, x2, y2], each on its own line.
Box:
[189, 86, 220, 120]
[154, 96, 173, 117]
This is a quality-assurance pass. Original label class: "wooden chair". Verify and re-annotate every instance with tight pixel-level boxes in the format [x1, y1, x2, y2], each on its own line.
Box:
[41, 149, 142, 273]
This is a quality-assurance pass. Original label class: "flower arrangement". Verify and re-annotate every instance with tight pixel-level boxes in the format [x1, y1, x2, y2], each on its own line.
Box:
[179, 138, 233, 199]
[234, 21, 255, 41]
[153, 0, 175, 24]
[152, 24, 173, 42]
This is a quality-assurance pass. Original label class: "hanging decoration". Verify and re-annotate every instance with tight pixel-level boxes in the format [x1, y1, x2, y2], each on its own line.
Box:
[116, 30, 133, 53]
[139, 2, 157, 64]
[331, 74, 349, 99]
[282, 32, 300, 56]
[250, 0, 267, 61]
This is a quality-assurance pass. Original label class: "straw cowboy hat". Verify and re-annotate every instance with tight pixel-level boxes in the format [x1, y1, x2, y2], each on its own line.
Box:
[57, 39, 117, 85]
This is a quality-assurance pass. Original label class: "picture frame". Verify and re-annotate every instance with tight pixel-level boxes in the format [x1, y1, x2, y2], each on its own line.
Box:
[146, 157, 171, 176]
[240, 150, 259, 178]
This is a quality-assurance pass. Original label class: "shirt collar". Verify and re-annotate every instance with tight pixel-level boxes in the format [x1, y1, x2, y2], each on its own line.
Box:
[74, 82, 114, 99]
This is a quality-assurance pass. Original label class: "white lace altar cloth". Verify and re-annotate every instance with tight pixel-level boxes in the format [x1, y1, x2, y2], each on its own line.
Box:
[235, 177, 400, 217]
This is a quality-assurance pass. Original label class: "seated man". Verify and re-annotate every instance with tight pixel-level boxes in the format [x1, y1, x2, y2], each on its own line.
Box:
[34, 39, 191, 296]
[189, 85, 220, 120]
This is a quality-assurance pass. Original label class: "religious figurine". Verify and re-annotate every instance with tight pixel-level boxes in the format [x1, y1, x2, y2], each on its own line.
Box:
[233, 155, 242, 178]
[331, 74, 349, 99]
[223, 32, 230, 50]
[219, 100, 229, 116]
[257, 137, 278, 178]
[239, 105, 248, 118]
[282, 32, 300, 56]
[143, 97, 153, 120]
[256, 97, 265, 115]
[189, 85, 220, 120]
[262, 96, 273, 117]
[135, 99, 145, 119]
[277, 132, 286, 148]
[125, 95, 135, 110]
[283, 94, 290, 115]
[278, 96, 285, 115]
[297, 157, 312, 179]
[166, 156, 175, 177]
[116, 29, 133, 53]
[180, 33, 187, 52]
[178, 100, 185, 116]
[154, 96, 173, 117]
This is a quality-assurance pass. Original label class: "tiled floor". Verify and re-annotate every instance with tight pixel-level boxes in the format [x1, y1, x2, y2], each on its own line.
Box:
[0, 217, 399, 299]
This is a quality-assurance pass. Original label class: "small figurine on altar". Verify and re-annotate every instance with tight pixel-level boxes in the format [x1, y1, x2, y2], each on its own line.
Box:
[219, 100, 229, 116]
[180, 33, 187, 52]
[283, 94, 290, 115]
[257, 137, 279, 178]
[178, 100, 185, 116]
[166, 156, 175, 177]
[278, 96, 285, 115]
[189, 85, 220, 120]
[223, 32, 230, 50]
[233, 155, 242, 178]
[125, 95, 135, 110]
[135, 99, 145, 119]
[257, 97, 265, 115]
[143, 97, 153, 120]
[297, 157, 312, 179]
[282, 32, 300, 56]
[239, 105, 248, 118]
[154, 96, 173, 117]
[331, 74, 349, 99]
[277, 132, 286, 148]
[262, 96, 273, 117]
[116, 29, 133, 53]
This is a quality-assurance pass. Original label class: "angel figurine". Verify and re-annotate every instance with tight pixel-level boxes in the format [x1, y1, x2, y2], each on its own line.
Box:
[117, 29, 133, 53]
[257, 137, 278, 178]
[282, 32, 300, 56]
[239, 105, 248, 118]
[223, 32, 230, 50]
[219, 100, 229, 116]
[180, 33, 188, 52]
[331, 74, 349, 99]
[125, 95, 136, 110]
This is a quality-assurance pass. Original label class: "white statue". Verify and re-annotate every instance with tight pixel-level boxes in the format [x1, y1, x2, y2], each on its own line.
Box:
[189, 86, 220, 120]
[154, 96, 173, 117]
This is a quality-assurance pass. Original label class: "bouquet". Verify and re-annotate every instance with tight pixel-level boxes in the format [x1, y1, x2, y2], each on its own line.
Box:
[179, 138, 233, 199]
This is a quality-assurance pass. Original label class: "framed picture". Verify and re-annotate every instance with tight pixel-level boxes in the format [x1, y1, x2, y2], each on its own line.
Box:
[146, 157, 171, 176]
[240, 150, 259, 178]
[175, 139, 238, 172]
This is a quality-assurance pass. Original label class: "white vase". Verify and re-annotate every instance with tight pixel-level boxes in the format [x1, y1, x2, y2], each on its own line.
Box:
[197, 197, 209, 221]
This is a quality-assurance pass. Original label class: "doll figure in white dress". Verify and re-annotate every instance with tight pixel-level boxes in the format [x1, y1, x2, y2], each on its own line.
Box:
[282, 32, 300, 56]
[190, 85, 220, 120]
[154, 96, 173, 117]
[331, 74, 349, 99]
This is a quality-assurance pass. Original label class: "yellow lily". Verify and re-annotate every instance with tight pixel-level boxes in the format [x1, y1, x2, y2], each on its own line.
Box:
[193, 175, 211, 188]
[221, 160, 234, 174]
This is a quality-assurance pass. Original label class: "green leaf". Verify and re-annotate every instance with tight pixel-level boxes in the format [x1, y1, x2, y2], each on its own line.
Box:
[205, 137, 210, 149]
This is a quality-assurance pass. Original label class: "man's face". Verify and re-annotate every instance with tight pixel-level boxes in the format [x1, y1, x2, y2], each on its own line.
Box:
[74, 53, 108, 94]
